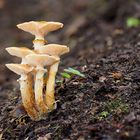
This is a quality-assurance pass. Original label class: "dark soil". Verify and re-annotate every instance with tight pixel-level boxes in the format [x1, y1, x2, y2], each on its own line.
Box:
[1, 0, 140, 140]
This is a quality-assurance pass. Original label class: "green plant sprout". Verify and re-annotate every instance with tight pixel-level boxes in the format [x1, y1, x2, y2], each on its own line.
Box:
[98, 111, 109, 119]
[61, 67, 85, 78]
[61, 72, 71, 79]
[126, 17, 140, 27]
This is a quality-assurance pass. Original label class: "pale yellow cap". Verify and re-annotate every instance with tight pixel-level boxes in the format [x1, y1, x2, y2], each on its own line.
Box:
[25, 54, 60, 67]
[38, 44, 69, 57]
[6, 47, 35, 58]
[17, 21, 63, 37]
[6, 64, 33, 75]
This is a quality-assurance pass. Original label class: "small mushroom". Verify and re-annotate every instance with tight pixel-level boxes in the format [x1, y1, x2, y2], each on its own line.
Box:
[17, 21, 63, 50]
[6, 47, 35, 64]
[6, 64, 39, 120]
[38, 44, 69, 109]
[25, 54, 59, 115]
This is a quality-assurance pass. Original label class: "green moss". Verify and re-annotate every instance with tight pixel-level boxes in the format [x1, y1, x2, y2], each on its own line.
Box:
[103, 98, 129, 114]
[94, 97, 129, 121]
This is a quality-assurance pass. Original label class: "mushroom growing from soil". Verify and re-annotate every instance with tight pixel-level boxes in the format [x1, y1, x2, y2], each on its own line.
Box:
[25, 54, 59, 116]
[6, 47, 39, 119]
[17, 21, 63, 50]
[38, 44, 69, 110]
[6, 20, 69, 121]
[6, 64, 39, 120]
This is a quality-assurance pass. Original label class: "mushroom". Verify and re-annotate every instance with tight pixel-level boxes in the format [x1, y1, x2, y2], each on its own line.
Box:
[6, 47, 35, 64]
[38, 44, 69, 109]
[25, 54, 59, 115]
[17, 21, 63, 50]
[5, 47, 38, 118]
[6, 64, 39, 120]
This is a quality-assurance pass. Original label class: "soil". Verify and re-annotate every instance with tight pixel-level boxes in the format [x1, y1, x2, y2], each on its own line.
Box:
[0, 0, 140, 140]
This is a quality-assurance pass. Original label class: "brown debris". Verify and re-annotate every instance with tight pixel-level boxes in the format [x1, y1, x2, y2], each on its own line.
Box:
[65, 16, 87, 36]
[111, 72, 123, 80]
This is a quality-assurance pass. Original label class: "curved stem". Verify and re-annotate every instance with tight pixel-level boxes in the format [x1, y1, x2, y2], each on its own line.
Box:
[19, 74, 39, 120]
[45, 62, 59, 110]
[35, 67, 48, 115]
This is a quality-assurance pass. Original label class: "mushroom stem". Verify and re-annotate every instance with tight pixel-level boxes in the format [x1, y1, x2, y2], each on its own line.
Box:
[33, 39, 46, 51]
[19, 74, 39, 120]
[35, 34, 44, 40]
[35, 67, 48, 115]
[21, 58, 27, 64]
[45, 61, 59, 110]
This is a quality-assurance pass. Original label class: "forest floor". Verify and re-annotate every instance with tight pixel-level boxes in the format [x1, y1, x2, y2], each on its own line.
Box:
[0, 0, 140, 140]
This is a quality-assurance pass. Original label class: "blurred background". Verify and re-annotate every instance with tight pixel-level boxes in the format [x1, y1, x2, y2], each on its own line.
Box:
[0, 0, 140, 84]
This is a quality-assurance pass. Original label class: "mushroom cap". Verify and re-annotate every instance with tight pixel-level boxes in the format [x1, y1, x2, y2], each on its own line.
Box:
[38, 44, 70, 56]
[6, 64, 33, 75]
[25, 54, 60, 67]
[6, 47, 35, 58]
[17, 21, 63, 36]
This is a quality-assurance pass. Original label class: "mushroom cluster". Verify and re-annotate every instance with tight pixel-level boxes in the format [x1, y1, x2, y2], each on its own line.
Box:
[6, 21, 69, 121]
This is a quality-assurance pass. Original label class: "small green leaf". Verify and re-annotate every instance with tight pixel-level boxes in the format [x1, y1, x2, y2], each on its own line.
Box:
[126, 17, 140, 27]
[99, 111, 109, 118]
[61, 72, 71, 79]
[64, 67, 85, 78]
